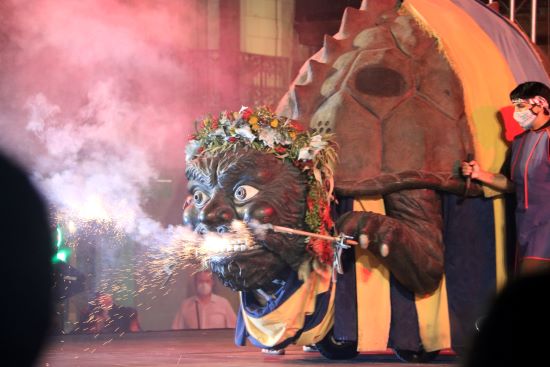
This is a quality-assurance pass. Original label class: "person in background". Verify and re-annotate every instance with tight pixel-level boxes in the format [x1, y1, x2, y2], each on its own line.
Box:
[74, 292, 141, 334]
[462, 81, 550, 275]
[172, 270, 237, 329]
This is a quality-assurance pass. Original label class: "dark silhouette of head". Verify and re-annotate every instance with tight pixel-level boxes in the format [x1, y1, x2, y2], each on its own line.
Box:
[464, 271, 550, 367]
[0, 151, 52, 366]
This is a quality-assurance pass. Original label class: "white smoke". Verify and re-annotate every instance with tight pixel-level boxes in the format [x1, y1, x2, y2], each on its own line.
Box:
[25, 84, 155, 235]
[0, 0, 210, 245]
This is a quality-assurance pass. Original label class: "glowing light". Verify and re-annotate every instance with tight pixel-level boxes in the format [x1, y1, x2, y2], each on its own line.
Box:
[56, 249, 70, 262]
[67, 220, 77, 234]
[52, 225, 72, 263]
[77, 195, 111, 221]
[53, 246, 71, 264]
[56, 225, 63, 248]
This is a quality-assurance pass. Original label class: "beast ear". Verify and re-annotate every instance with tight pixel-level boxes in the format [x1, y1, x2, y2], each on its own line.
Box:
[183, 195, 193, 210]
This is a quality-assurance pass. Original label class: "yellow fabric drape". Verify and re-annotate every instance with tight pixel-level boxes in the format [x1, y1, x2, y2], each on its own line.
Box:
[353, 198, 391, 351]
[404, 0, 515, 289]
[240, 265, 334, 347]
[353, 198, 450, 352]
[415, 276, 451, 352]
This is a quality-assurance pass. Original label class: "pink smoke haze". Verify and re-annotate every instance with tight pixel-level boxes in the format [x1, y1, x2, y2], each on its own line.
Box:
[0, 0, 227, 242]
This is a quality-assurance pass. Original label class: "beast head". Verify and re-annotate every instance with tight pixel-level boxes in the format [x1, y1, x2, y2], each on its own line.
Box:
[183, 108, 336, 292]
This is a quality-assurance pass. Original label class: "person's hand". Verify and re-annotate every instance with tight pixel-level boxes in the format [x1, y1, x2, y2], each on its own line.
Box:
[461, 160, 480, 180]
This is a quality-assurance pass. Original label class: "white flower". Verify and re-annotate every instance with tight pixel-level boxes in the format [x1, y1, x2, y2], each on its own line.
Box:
[235, 125, 256, 141]
[258, 128, 277, 148]
[298, 147, 314, 161]
[211, 128, 226, 137]
[309, 135, 327, 151]
[185, 140, 202, 161]
[298, 135, 327, 161]
[273, 131, 292, 146]
[279, 135, 293, 146]
[219, 116, 231, 126]
[239, 106, 249, 114]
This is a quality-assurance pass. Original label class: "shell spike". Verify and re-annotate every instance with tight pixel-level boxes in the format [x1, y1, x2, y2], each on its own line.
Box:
[336, 6, 370, 39]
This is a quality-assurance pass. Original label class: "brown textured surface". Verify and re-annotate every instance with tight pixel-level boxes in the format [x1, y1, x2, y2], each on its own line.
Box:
[272, 2, 476, 296]
[315, 92, 382, 185]
[38, 329, 457, 367]
[277, 3, 471, 195]
[382, 96, 465, 172]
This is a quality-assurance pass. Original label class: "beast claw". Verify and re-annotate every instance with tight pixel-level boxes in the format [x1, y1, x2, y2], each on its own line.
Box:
[359, 234, 369, 249]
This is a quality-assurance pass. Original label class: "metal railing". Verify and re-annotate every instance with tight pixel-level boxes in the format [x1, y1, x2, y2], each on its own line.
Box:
[178, 50, 289, 114]
[240, 53, 290, 107]
[489, 0, 542, 44]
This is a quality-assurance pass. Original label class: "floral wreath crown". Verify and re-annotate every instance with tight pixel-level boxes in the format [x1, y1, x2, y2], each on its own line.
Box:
[186, 106, 338, 264]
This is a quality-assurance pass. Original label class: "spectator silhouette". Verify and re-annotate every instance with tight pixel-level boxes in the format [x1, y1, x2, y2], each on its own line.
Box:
[74, 292, 141, 334]
[464, 270, 550, 366]
[172, 271, 236, 329]
[0, 152, 52, 366]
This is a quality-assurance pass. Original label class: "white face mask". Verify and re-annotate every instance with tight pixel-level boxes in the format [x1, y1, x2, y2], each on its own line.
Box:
[513, 109, 537, 129]
[196, 282, 212, 297]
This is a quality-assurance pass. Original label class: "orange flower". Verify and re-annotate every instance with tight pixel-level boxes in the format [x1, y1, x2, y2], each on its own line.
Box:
[270, 119, 279, 128]
[249, 116, 258, 125]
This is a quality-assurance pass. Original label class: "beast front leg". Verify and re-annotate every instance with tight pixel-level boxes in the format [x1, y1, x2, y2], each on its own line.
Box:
[337, 189, 444, 295]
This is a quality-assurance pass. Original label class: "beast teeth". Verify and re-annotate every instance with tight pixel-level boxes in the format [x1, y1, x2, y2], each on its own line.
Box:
[219, 242, 261, 253]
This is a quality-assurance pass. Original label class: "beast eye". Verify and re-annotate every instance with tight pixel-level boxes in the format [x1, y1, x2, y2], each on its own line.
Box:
[193, 190, 210, 208]
[234, 185, 259, 203]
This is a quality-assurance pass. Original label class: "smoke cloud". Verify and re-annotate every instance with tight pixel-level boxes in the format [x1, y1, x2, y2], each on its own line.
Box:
[0, 0, 215, 241]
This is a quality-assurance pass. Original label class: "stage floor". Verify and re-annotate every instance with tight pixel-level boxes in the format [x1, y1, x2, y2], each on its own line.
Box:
[38, 329, 458, 366]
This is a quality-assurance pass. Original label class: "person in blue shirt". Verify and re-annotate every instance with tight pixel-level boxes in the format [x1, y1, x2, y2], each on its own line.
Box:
[462, 81, 550, 275]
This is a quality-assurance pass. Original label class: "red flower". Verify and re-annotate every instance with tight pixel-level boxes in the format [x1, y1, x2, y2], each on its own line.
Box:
[321, 203, 333, 228]
[275, 146, 287, 154]
[307, 238, 333, 265]
[228, 137, 237, 143]
[306, 195, 315, 211]
[241, 108, 253, 120]
[288, 120, 305, 132]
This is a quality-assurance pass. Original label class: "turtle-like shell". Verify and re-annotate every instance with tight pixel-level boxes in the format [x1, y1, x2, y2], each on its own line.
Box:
[277, 0, 473, 192]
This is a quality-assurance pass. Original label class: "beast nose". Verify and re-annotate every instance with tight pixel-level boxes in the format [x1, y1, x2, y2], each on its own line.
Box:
[198, 193, 236, 228]
[199, 206, 234, 225]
